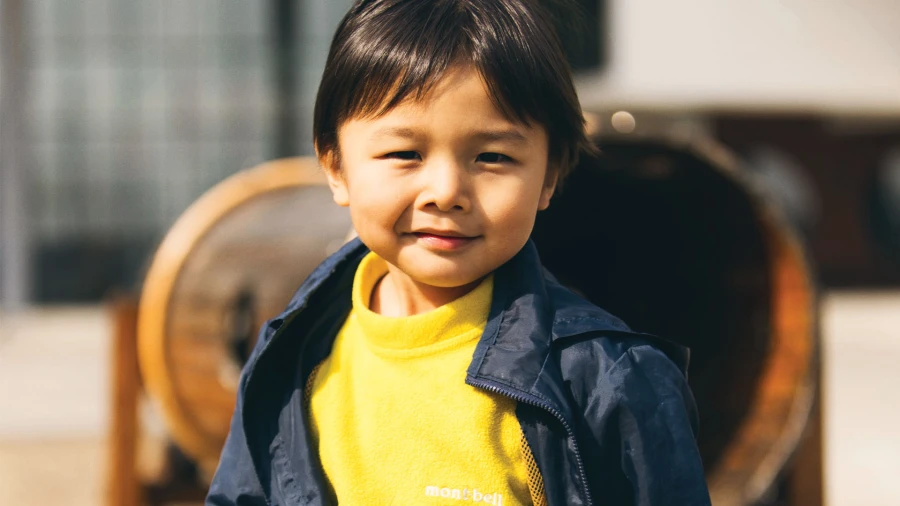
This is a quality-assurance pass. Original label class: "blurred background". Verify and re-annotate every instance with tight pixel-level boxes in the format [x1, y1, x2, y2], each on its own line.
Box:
[1, 0, 899, 505]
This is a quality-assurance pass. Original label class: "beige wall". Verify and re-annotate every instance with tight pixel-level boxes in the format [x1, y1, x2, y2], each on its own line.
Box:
[578, 0, 900, 115]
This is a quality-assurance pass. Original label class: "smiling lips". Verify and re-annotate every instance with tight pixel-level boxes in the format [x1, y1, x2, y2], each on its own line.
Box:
[412, 231, 478, 251]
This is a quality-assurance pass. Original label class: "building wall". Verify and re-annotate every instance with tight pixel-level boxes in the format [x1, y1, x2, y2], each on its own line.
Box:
[579, 0, 900, 114]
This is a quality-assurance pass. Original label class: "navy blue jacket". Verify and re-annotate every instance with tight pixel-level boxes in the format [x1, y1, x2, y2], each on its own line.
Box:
[206, 239, 711, 506]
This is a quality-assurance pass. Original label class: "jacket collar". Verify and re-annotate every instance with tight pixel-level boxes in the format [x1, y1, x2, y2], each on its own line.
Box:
[256, 237, 690, 396]
[266, 237, 632, 342]
[464, 239, 636, 420]
[259, 238, 653, 396]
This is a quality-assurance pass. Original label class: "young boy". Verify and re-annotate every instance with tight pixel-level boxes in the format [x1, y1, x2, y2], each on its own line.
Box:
[208, 0, 710, 505]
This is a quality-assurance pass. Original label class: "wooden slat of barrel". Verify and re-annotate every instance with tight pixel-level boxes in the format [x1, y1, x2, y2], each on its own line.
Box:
[706, 211, 815, 504]
[137, 158, 352, 472]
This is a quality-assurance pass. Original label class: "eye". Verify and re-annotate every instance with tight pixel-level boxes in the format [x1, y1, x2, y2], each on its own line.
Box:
[476, 152, 514, 164]
[384, 151, 421, 161]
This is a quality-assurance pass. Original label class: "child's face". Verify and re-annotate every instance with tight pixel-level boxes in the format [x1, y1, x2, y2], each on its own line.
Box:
[321, 65, 555, 290]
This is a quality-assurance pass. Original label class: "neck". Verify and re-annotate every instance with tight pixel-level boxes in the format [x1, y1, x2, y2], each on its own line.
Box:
[370, 265, 483, 317]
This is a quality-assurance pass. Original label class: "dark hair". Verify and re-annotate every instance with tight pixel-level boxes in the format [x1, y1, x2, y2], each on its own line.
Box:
[313, 0, 594, 184]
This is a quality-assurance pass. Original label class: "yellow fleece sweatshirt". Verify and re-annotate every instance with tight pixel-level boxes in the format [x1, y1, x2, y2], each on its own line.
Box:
[308, 253, 539, 505]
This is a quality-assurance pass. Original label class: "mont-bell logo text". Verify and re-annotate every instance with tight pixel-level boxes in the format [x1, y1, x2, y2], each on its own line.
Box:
[425, 486, 503, 505]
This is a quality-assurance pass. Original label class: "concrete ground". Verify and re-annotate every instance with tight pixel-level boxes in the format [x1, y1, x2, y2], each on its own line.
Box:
[820, 293, 900, 505]
[1, 292, 899, 505]
[0, 308, 115, 506]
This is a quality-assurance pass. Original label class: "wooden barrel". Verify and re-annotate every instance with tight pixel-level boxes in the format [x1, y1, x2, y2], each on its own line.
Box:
[138, 137, 817, 503]
[137, 158, 353, 474]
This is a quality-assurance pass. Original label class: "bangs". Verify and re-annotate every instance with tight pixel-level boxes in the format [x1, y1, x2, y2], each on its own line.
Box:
[341, 2, 473, 121]
[314, 0, 592, 180]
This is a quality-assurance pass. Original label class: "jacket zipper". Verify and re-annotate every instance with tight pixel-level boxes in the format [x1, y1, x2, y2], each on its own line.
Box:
[466, 376, 594, 506]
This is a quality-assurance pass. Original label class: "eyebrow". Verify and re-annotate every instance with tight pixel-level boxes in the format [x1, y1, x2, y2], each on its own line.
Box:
[371, 127, 420, 140]
[371, 126, 528, 144]
[472, 129, 528, 144]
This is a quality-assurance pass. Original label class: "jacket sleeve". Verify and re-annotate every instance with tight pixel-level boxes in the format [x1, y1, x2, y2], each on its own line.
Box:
[610, 344, 711, 506]
[205, 320, 279, 506]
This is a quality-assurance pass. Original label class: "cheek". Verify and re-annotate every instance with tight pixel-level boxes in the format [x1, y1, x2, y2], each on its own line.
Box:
[481, 182, 542, 237]
[345, 172, 412, 231]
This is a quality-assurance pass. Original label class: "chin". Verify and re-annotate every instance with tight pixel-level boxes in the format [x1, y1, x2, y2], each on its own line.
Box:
[396, 251, 493, 286]
[403, 264, 487, 289]
[372, 242, 499, 288]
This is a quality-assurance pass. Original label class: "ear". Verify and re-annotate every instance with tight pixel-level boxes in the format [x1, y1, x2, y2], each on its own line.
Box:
[537, 170, 558, 211]
[318, 147, 350, 207]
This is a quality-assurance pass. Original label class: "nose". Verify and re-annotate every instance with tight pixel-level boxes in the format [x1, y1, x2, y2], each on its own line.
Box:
[419, 159, 471, 213]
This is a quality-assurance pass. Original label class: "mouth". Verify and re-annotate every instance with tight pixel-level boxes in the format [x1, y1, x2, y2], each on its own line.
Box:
[410, 230, 479, 251]
[413, 228, 473, 238]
